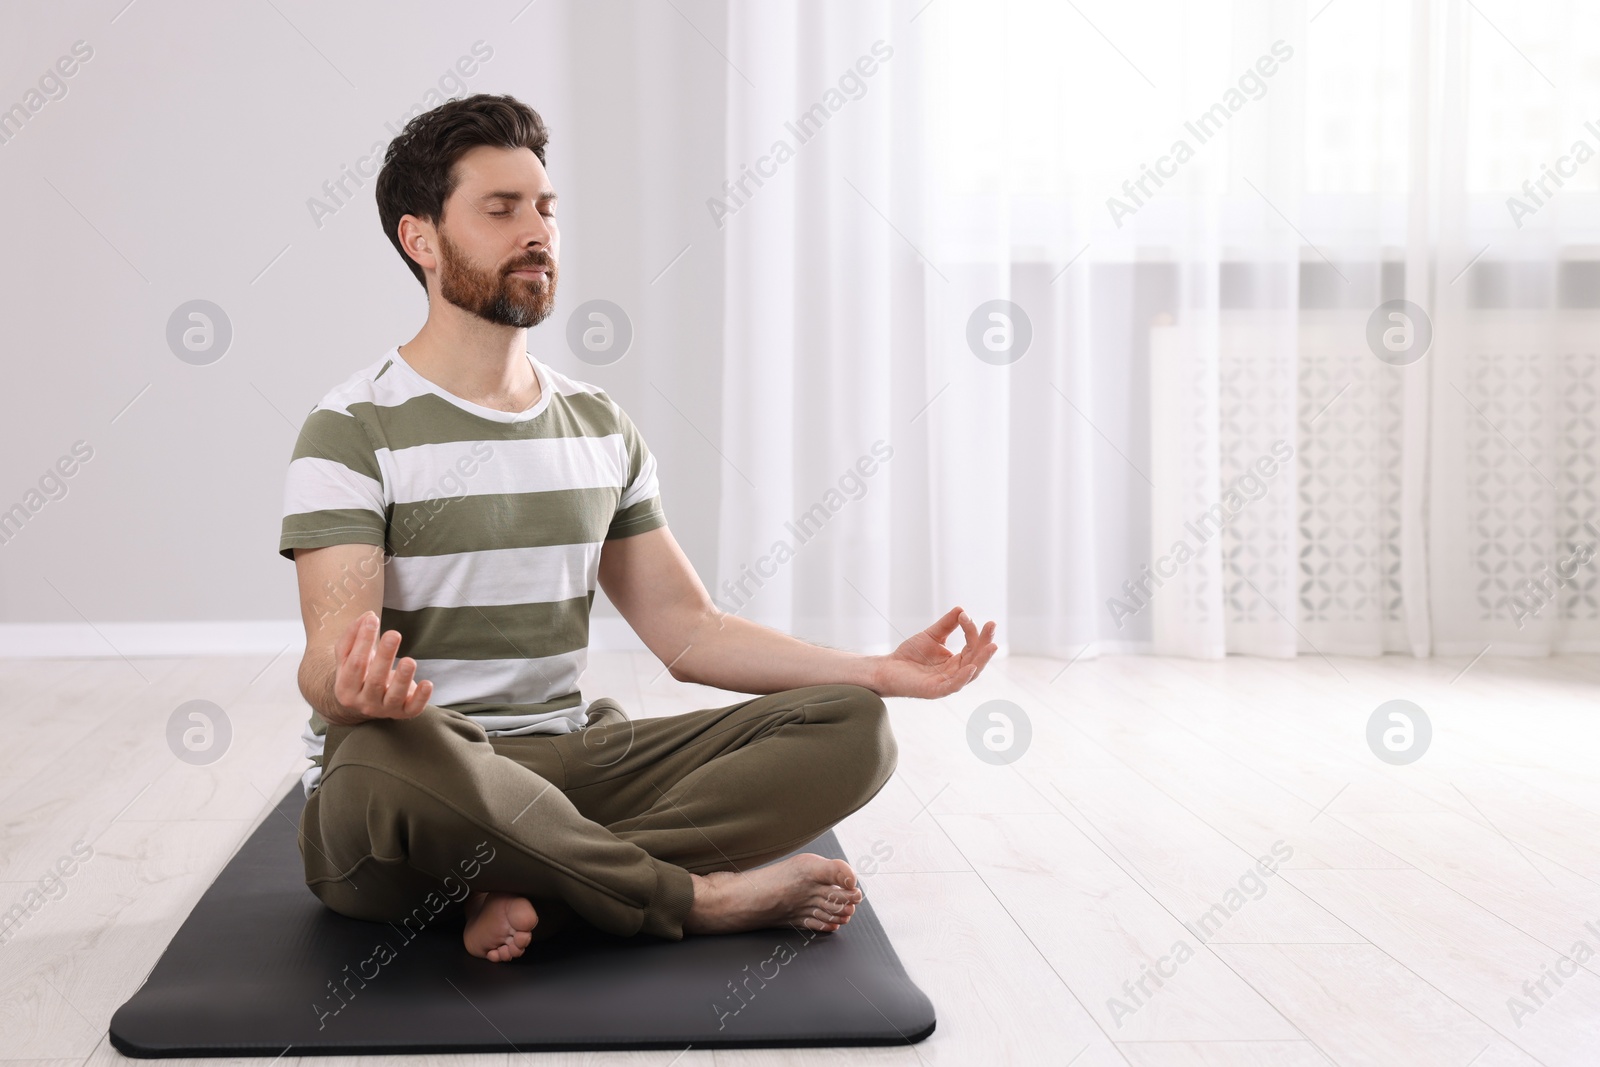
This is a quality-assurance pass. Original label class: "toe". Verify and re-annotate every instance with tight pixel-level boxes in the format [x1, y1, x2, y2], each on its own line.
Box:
[819, 878, 861, 905]
[508, 897, 540, 932]
[818, 890, 856, 912]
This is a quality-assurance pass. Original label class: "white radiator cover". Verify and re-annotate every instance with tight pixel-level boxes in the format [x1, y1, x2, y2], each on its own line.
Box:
[1151, 309, 1600, 657]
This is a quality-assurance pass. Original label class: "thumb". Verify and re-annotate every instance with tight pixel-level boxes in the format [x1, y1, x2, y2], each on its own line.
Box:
[924, 605, 964, 642]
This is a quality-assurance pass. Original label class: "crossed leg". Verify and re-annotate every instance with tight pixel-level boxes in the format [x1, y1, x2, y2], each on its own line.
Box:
[298, 683, 898, 960]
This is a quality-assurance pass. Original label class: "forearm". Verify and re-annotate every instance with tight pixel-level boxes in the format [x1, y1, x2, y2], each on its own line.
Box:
[667, 609, 884, 694]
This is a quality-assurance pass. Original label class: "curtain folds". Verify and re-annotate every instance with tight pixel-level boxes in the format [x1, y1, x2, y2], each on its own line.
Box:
[711, 0, 1600, 659]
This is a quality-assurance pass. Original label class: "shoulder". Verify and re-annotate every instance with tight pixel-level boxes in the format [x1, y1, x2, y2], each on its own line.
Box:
[308, 352, 412, 420]
[539, 359, 631, 424]
[289, 352, 413, 471]
[540, 359, 608, 403]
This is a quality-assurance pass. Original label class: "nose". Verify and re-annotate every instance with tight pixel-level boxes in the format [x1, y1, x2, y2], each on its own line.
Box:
[520, 211, 553, 251]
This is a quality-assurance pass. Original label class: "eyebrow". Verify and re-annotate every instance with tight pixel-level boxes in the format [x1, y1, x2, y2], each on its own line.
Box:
[478, 189, 557, 204]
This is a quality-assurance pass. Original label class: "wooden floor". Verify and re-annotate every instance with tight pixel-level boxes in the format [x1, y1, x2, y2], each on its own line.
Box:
[1, 649, 1597, 1066]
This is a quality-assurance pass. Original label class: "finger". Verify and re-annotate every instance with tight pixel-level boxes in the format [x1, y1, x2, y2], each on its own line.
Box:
[956, 609, 979, 650]
[377, 667, 401, 716]
[951, 619, 987, 663]
[953, 633, 1001, 691]
[334, 614, 378, 704]
[395, 659, 421, 714]
[363, 629, 402, 705]
[382, 657, 418, 716]
[968, 647, 997, 681]
[347, 612, 378, 670]
[354, 628, 386, 704]
[960, 621, 1000, 671]
[939, 651, 966, 680]
[403, 678, 433, 718]
[335, 610, 366, 662]
[355, 615, 383, 680]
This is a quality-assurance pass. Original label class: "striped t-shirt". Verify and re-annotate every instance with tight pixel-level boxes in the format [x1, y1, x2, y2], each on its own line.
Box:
[278, 346, 666, 797]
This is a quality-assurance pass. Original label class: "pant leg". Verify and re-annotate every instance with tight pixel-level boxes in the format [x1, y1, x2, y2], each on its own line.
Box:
[521, 683, 899, 875]
[297, 704, 696, 940]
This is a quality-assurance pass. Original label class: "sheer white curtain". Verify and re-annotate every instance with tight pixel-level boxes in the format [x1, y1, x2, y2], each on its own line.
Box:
[712, 0, 1600, 659]
[1420, 0, 1600, 656]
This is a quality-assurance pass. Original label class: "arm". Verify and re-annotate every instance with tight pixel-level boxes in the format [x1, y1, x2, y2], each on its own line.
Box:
[596, 526, 998, 699]
[292, 543, 432, 726]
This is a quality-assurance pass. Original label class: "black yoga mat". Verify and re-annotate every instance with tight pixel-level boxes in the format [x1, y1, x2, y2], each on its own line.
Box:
[109, 784, 936, 1057]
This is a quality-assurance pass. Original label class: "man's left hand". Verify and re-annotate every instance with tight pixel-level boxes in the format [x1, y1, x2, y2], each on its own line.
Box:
[872, 606, 998, 699]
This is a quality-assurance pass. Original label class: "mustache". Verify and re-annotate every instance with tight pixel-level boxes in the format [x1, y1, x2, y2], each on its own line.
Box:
[507, 251, 555, 273]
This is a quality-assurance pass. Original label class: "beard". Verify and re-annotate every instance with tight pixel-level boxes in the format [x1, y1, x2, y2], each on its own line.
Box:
[436, 229, 559, 328]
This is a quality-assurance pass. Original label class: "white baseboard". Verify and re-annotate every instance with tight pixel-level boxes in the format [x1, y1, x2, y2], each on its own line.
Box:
[0, 621, 307, 657]
[0, 617, 654, 658]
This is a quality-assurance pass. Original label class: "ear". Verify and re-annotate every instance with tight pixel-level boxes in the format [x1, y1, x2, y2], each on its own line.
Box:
[398, 215, 438, 274]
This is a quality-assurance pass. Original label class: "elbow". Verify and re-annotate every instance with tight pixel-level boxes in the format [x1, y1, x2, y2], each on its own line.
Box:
[656, 607, 720, 684]
[664, 640, 703, 685]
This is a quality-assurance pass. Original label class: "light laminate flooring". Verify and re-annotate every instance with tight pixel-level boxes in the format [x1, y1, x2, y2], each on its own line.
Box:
[1, 650, 1596, 1066]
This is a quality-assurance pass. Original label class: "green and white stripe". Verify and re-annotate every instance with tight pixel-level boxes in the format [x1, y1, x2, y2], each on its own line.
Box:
[279, 348, 664, 796]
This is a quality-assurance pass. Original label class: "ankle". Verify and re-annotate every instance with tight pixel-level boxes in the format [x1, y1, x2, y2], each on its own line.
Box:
[687, 872, 723, 918]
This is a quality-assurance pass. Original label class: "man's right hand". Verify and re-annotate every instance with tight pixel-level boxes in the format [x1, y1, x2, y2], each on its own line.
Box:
[331, 610, 433, 721]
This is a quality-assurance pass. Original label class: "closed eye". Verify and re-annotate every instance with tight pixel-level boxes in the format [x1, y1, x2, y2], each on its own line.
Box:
[485, 209, 554, 219]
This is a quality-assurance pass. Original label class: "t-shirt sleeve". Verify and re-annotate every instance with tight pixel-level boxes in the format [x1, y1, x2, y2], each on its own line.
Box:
[278, 406, 388, 561]
[607, 402, 667, 540]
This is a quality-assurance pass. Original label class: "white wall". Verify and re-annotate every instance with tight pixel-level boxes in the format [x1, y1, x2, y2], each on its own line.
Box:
[0, 0, 731, 652]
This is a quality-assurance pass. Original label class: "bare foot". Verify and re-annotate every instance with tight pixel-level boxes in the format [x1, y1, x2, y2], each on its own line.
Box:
[683, 853, 864, 936]
[463, 890, 539, 962]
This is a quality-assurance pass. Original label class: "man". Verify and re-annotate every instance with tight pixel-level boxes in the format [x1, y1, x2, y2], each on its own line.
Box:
[279, 93, 997, 963]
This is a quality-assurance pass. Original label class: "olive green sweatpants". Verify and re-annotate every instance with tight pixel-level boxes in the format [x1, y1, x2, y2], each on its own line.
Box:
[296, 683, 897, 942]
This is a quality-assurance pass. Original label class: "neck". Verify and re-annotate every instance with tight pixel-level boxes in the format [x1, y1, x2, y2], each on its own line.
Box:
[399, 311, 539, 412]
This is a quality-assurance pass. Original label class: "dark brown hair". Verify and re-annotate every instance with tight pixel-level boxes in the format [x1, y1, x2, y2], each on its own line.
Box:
[375, 93, 550, 290]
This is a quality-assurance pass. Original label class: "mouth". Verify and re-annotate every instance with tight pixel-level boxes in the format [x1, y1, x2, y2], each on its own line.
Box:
[509, 268, 548, 279]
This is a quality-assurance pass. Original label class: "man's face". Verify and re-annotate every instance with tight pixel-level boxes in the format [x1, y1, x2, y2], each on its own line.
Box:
[431, 145, 560, 328]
